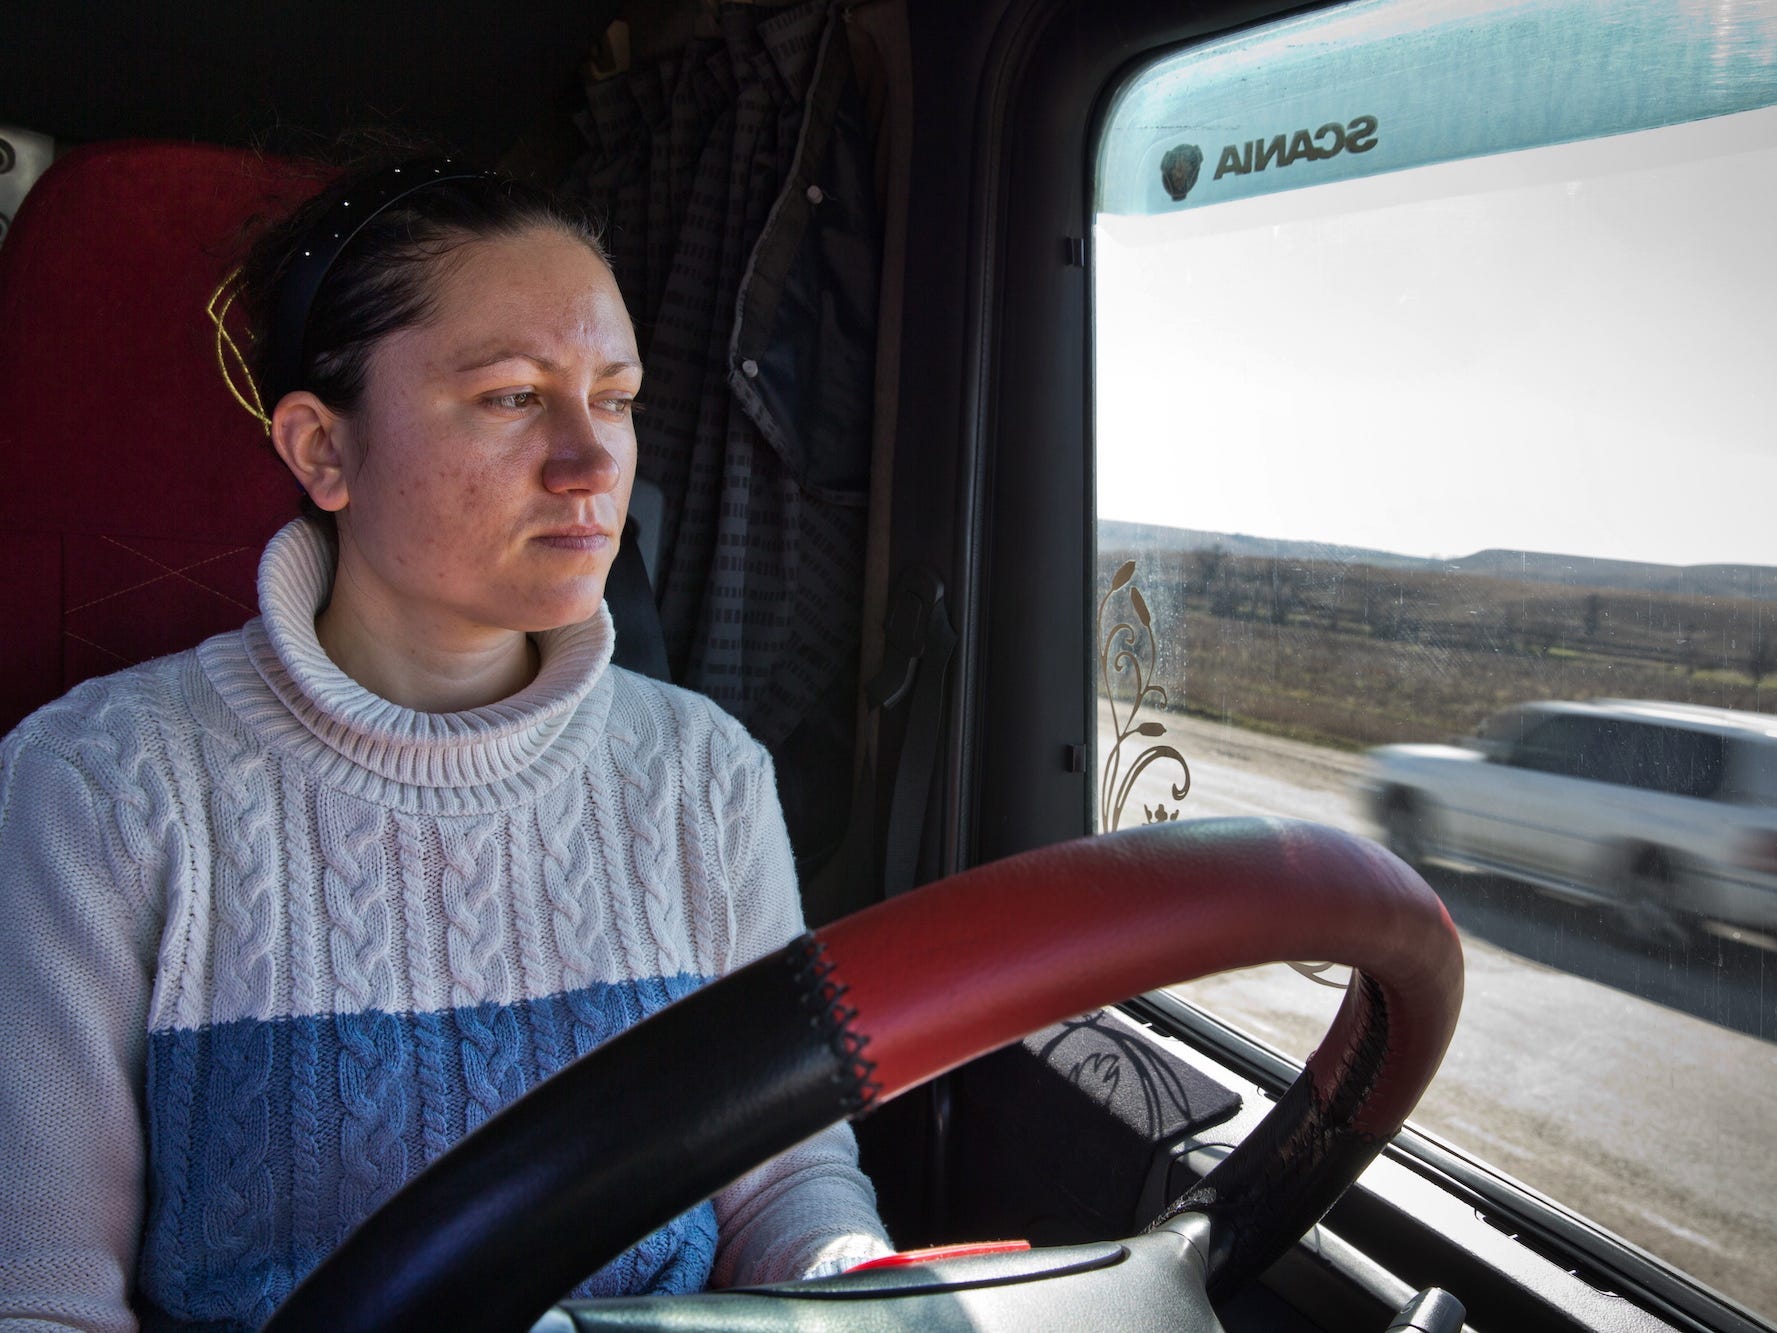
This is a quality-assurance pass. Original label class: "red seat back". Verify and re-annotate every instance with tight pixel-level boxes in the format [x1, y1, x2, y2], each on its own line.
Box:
[0, 142, 324, 733]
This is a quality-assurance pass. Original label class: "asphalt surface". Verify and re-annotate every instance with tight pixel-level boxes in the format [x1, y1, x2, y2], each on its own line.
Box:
[1099, 704, 1777, 1321]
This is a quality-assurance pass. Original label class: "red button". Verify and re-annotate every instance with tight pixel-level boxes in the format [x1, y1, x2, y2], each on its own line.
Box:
[846, 1240, 1033, 1272]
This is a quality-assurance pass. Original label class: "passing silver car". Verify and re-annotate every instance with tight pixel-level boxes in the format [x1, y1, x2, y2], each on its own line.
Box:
[1360, 700, 1777, 940]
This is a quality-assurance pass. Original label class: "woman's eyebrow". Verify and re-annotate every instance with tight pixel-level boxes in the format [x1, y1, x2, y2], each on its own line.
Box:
[451, 348, 644, 378]
[452, 347, 560, 374]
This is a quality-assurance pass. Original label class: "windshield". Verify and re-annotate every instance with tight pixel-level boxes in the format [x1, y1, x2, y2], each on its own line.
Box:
[1093, 0, 1777, 1319]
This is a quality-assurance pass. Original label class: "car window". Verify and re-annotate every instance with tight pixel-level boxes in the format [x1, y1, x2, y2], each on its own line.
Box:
[1727, 737, 1777, 806]
[1628, 724, 1727, 799]
[1092, 0, 1777, 1319]
[1471, 705, 1534, 755]
[1509, 715, 1598, 779]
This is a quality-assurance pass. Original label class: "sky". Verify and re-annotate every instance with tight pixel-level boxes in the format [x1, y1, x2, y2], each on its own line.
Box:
[1093, 105, 1777, 569]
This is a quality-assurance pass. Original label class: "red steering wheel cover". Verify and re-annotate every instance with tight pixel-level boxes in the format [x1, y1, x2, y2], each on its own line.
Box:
[819, 817, 1462, 1140]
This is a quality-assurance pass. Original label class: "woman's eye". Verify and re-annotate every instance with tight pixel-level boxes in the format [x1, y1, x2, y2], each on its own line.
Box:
[597, 397, 642, 418]
[487, 391, 540, 410]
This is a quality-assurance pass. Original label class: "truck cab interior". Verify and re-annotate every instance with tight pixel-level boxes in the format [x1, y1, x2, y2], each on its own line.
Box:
[2, 1, 1773, 1330]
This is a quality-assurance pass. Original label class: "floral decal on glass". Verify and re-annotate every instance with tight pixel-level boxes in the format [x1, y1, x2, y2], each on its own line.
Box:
[1098, 559, 1191, 830]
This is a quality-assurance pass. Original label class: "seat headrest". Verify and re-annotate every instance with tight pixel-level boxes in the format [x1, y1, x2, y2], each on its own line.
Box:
[0, 141, 324, 731]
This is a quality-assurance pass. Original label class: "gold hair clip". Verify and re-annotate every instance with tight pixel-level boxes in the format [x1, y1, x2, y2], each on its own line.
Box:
[207, 266, 271, 436]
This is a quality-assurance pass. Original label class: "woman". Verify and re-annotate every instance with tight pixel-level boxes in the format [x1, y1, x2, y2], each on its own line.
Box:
[0, 159, 889, 1331]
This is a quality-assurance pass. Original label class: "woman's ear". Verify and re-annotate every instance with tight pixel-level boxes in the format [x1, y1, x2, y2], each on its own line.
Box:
[269, 392, 352, 513]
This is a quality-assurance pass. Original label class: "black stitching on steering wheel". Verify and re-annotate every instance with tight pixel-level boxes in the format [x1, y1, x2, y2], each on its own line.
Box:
[1325, 970, 1390, 1138]
[787, 933, 882, 1114]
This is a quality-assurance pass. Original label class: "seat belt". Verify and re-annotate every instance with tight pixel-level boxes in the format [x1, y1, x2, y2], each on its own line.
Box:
[861, 564, 958, 900]
[823, 564, 959, 1243]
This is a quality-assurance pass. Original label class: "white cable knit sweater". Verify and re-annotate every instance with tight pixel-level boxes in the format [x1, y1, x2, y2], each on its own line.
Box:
[0, 519, 889, 1332]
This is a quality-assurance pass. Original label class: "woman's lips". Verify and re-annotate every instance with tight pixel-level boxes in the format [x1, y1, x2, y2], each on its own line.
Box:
[534, 529, 613, 551]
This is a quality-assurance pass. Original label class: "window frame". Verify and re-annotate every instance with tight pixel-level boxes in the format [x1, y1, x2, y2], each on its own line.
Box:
[933, 0, 1775, 1327]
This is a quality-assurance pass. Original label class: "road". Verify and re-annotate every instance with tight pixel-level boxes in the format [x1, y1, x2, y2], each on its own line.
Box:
[1100, 704, 1777, 1320]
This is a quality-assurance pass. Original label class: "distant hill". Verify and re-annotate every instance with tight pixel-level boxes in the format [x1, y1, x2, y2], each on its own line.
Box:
[1099, 521, 1427, 571]
[1099, 520, 1777, 602]
[1445, 549, 1776, 600]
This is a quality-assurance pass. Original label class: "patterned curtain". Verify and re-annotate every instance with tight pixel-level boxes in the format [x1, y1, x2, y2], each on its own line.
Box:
[564, 1, 880, 869]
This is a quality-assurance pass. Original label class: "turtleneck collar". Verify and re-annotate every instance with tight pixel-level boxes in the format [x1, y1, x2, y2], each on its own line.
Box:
[203, 519, 618, 801]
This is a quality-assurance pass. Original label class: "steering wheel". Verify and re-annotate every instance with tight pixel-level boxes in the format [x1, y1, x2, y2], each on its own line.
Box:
[263, 817, 1463, 1331]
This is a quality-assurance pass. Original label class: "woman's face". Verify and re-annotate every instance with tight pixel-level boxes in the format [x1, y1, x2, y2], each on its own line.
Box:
[326, 225, 641, 641]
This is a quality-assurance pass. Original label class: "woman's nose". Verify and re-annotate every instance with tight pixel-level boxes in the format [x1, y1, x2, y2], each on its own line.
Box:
[541, 410, 623, 495]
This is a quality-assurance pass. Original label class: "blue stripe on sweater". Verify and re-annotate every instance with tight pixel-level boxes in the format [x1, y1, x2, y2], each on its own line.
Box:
[137, 974, 715, 1329]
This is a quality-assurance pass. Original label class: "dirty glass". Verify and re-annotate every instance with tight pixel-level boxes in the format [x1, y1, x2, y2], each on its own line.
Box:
[1092, 0, 1777, 1318]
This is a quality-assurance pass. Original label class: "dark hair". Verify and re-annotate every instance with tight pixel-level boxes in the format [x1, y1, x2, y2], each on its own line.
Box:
[240, 158, 609, 419]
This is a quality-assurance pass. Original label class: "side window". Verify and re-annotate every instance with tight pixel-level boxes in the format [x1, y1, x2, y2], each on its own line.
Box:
[1093, 0, 1777, 1320]
[1509, 716, 1589, 778]
[1578, 720, 1637, 787]
[1471, 706, 1532, 757]
[1727, 739, 1777, 806]
[1629, 725, 1727, 799]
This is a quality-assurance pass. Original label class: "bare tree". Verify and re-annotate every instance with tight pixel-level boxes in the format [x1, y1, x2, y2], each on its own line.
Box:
[1194, 544, 1239, 618]
[1266, 559, 1305, 626]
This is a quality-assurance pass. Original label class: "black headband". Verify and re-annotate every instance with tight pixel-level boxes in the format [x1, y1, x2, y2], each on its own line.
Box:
[265, 159, 493, 406]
